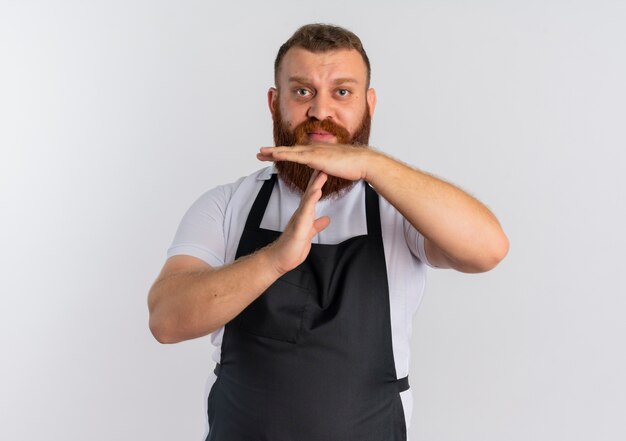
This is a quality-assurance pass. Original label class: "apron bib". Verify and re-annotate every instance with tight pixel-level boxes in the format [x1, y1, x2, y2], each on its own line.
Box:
[206, 174, 409, 441]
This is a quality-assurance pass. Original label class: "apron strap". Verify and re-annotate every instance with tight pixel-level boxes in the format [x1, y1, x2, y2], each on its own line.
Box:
[245, 174, 277, 230]
[395, 375, 410, 392]
[364, 183, 382, 237]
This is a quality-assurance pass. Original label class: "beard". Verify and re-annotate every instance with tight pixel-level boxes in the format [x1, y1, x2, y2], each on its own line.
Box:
[272, 105, 371, 199]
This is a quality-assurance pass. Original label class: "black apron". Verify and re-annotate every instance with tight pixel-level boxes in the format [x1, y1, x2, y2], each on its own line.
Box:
[206, 174, 409, 441]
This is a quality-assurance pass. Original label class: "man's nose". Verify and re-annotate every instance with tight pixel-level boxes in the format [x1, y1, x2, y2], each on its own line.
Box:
[306, 94, 334, 121]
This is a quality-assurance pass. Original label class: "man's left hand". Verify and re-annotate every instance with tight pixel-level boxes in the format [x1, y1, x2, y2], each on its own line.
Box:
[257, 144, 376, 181]
[258, 142, 509, 273]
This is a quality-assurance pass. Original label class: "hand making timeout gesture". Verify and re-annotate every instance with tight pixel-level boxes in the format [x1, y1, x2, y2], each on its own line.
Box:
[257, 143, 373, 182]
[148, 165, 345, 343]
[259, 142, 509, 274]
[265, 169, 331, 275]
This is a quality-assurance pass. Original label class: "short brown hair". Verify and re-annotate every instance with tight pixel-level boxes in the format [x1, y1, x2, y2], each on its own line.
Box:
[274, 23, 371, 87]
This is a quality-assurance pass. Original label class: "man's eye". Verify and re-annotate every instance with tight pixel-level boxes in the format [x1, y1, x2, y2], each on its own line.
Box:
[337, 89, 350, 97]
[295, 88, 311, 97]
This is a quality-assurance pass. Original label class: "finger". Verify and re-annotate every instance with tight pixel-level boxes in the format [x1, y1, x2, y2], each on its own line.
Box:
[306, 169, 321, 189]
[311, 215, 331, 236]
[261, 146, 314, 158]
[260, 146, 310, 152]
[287, 187, 322, 237]
[270, 151, 306, 163]
[298, 172, 326, 214]
[257, 149, 305, 164]
[304, 171, 327, 198]
[287, 172, 327, 238]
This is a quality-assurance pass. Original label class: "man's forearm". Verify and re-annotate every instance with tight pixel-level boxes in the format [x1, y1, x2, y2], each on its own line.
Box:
[148, 247, 282, 344]
[364, 150, 508, 272]
[258, 145, 508, 272]
[149, 171, 330, 344]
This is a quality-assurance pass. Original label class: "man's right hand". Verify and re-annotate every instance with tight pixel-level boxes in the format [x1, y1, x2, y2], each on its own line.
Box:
[148, 170, 331, 343]
[266, 170, 331, 276]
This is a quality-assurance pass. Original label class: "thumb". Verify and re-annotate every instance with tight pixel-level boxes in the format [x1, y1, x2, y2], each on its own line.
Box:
[311, 216, 331, 236]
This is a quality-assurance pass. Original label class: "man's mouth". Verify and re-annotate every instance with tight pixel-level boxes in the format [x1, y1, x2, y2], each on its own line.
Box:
[307, 130, 336, 142]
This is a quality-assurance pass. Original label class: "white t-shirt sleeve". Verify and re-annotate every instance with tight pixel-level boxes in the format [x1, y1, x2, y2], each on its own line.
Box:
[403, 218, 438, 268]
[166, 184, 234, 268]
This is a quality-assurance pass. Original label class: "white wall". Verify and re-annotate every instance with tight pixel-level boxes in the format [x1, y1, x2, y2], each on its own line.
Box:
[1, 1, 624, 440]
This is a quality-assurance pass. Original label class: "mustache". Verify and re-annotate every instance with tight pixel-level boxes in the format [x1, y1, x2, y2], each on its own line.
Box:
[294, 118, 351, 144]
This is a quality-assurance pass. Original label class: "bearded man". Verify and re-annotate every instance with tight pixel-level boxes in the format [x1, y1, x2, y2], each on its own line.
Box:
[148, 24, 509, 441]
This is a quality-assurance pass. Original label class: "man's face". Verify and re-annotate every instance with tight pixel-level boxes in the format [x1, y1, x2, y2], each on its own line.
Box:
[268, 47, 376, 197]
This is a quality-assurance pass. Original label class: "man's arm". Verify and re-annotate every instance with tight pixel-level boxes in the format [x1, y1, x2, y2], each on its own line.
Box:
[258, 146, 509, 273]
[148, 171, 331, 344]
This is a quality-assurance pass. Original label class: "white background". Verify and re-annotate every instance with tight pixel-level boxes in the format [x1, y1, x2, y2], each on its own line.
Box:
[1, 1, 625, 440]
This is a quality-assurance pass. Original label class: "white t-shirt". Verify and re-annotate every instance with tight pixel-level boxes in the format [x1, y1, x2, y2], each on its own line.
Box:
[167, 165, 435, 435]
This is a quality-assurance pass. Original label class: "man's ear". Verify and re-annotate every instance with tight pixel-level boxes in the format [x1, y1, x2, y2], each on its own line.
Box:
[268, 87, 279, 116]
[367, 88, 377, 117]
